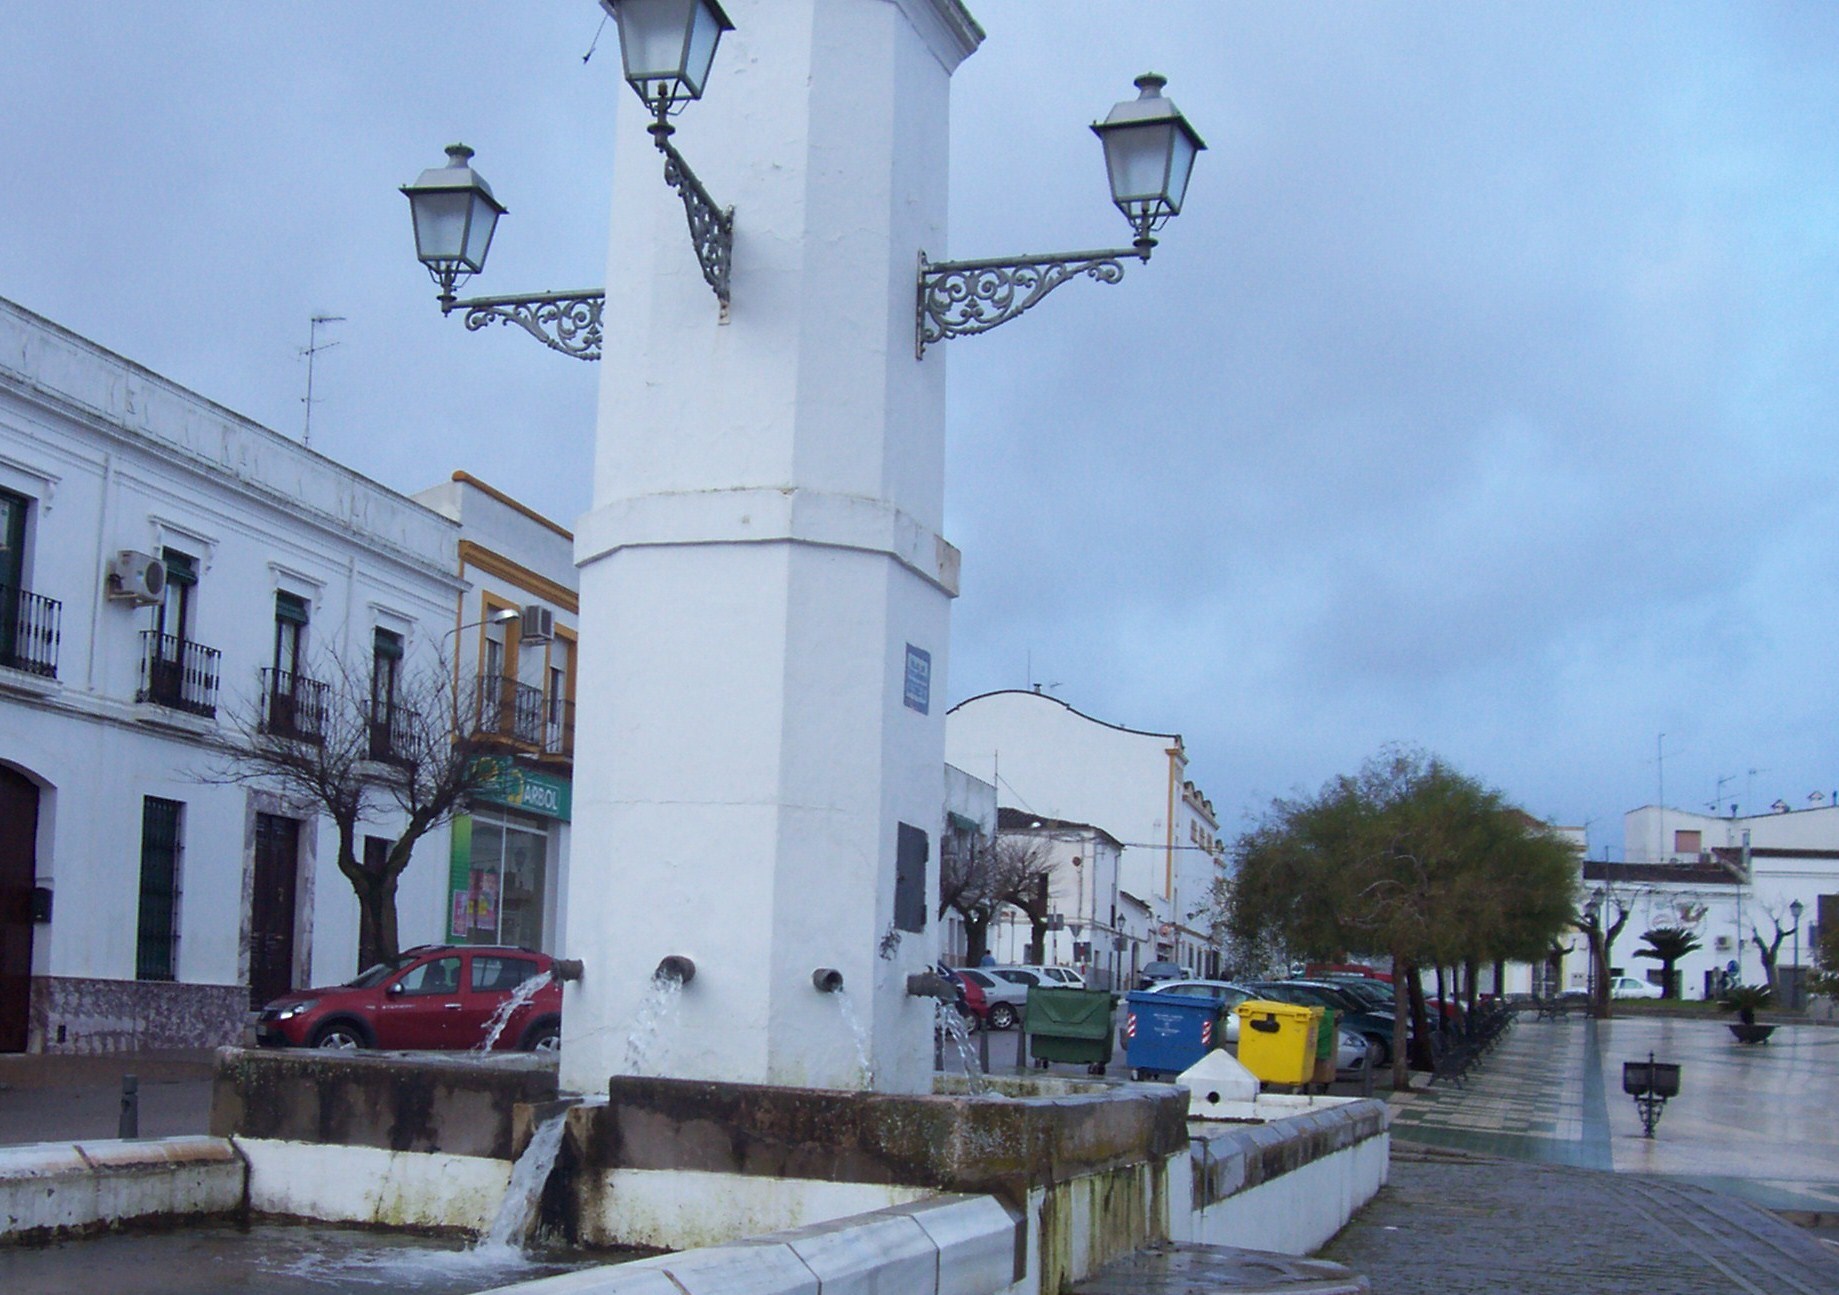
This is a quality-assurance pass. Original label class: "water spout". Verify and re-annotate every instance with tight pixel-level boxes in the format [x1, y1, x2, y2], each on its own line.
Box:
[655, 955, 696, 986]
[812, 967, 844, 993]
[906, 971, 955, 1000]
[551, 958, 584, 983]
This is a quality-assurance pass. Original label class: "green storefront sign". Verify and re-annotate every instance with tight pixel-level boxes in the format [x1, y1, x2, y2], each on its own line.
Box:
[469, 757, 571, 821]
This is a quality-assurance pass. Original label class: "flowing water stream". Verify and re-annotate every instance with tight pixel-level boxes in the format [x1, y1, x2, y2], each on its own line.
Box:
[473, 972, 554, 1053]
[621, 975, 685, 1075]
[936, 1002, 990, 1094]
[832, 989, 874, 1088]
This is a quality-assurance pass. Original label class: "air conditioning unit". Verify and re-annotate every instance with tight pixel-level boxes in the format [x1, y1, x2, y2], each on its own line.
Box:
[106, 550, 166, 605]
[519, 604, 556, 643]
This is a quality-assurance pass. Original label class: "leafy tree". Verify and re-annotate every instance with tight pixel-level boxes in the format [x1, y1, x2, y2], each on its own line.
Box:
[1634, 926, 1702, 999]
[1229, 748, 1577, 1088]
[212, 651, 501, 970]
[1808, 926, 1839, 1000]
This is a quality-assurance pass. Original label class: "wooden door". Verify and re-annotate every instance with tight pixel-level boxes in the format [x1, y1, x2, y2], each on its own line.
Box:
[249, 813, 300, 1009]
[0, 767, 38, 1052]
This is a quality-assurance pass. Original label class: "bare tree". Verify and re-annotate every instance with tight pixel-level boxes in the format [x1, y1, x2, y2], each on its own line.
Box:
[939, 831, 1003, 965]
[210, 650, 501, 970]
[992, 834, 1058, 965]
[1749, 899, 1795, 989]
[1576, 884, 1634, 1019]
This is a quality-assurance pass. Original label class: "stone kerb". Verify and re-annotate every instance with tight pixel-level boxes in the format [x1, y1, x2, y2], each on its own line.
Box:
[0, 1136, 244, 1244]
[475, 1195, 1022, 1295]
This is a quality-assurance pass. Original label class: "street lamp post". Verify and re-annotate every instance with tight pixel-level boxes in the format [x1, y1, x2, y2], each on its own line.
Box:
[1790, 898, 1806, 1008]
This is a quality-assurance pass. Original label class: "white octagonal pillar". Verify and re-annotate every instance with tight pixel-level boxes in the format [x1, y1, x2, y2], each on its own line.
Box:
[561, 0, 982, 1094]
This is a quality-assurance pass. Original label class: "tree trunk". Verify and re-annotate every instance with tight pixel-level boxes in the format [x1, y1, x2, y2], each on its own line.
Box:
[1590, 930, 1612, 1019]
[1028, 921, 1047, 966]
[962, 911, 992, 966]
[1492, 958, 1507, 1002]
[1390, 952, 1410, 1091]
[1405, 964, 1435, 1072]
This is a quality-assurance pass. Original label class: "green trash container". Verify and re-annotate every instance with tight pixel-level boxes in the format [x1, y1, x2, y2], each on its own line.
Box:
[1312, 1007, 1338, 1084]
[1024, 987, 1115, 1072]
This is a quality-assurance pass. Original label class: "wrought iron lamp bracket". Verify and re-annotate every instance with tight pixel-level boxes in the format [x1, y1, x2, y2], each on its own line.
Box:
[444, 289, 607, 362]
[916, 241, 1153, 358]
[650, 117, 734, 310]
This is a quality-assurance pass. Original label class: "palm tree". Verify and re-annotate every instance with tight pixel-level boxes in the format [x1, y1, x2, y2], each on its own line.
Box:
[1633, 926, 1702, 999]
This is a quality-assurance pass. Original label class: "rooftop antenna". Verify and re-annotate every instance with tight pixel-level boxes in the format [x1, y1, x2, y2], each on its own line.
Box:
[300, 314, 346, 449]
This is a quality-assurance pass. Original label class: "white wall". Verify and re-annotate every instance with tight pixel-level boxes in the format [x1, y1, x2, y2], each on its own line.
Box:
[0, 295, 462, 1044]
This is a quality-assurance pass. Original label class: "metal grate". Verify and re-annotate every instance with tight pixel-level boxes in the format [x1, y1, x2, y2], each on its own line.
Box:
[137, 797, 183, 981]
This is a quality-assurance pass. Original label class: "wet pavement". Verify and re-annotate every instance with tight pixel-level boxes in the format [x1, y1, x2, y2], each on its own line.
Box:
[1385, 1013, 1839, 1215]
[0, 1049, 217, 1146]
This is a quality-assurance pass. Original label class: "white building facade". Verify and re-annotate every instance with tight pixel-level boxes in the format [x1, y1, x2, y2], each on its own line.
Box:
[986, 809, 1127, 990]
[411, 473, 578, 959]
[0, 297, 465, 1052]
[1577, 804, 1839, 1002]
[944, 689, 1229, 980]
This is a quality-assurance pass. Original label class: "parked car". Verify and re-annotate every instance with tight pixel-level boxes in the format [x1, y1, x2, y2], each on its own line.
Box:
[254, 944, 562, 1052]
[954, 967, 1029, 1030]
[1609, 974, 1664, 1000]
[990, 964, 1085, 988]
[935, 964, 987, 1028]
[1136, 961, 1189, 990]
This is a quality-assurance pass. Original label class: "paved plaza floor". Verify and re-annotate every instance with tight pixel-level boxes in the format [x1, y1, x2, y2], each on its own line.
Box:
[1384, 1014, 1839, 1216]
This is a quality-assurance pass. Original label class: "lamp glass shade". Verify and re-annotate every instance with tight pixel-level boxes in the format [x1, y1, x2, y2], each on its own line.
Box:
[402, 145, 505, 275]
[1092, 75, 1206, 228]
[607, 0, 732, 105]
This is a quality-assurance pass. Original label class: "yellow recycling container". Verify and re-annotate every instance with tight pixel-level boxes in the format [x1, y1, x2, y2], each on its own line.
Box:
[1234, 1001, 1322, 1086]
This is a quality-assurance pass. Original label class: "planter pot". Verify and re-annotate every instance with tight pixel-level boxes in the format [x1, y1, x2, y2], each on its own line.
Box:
[1728, 1023, 1775, 1045]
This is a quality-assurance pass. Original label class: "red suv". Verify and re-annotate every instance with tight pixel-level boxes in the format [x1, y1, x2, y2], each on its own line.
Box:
[254, 945, 563, 1053]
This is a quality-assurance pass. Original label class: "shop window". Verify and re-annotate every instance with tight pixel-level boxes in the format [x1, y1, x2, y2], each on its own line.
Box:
[137, 797, 183, 981]
[460, 813, 548, 949]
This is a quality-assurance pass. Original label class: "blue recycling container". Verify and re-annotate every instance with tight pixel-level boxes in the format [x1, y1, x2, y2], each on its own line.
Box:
[1124, 990, 1226, 1079]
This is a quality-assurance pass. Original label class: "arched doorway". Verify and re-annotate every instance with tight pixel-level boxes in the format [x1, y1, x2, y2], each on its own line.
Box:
[0, 766, 39, 1052]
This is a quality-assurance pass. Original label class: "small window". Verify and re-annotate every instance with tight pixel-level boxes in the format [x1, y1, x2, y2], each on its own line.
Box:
[273, 593, 308, 678]
[396, 955, 462, 995]
[1674, 830, 1702, 854]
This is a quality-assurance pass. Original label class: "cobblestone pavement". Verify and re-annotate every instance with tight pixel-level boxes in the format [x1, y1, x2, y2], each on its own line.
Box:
[1322, 1152, 1839, 1294]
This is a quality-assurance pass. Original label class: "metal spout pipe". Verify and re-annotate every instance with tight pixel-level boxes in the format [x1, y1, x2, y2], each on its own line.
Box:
[906, 971, 956, 1000]
[551, 958, 584, 983]
[812, 968, 844, 993]
[655, 955, 696, 986]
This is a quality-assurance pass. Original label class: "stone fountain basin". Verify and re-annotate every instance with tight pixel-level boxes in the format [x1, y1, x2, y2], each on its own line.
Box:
[1, 1049, 1389, 1295]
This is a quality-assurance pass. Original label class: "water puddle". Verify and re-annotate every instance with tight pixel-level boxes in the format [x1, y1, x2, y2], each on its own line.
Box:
[0, 1221, 629, 1295]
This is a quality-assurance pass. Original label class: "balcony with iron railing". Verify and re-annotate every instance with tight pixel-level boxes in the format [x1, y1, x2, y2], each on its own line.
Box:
[369, 700, 419, 764]
[468, 675, 573, 760]
[0, 585, 60, 679]
[258, 667, 330, 744]
[137, 631, 222, 717]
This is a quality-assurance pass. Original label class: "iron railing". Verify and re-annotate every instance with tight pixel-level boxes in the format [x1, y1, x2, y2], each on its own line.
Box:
[259, 668, 329, 744]
[472, 674, 548, 748]
[0, 585, 60, 679]
[542, 697, 575, 759]
[368, 701, 418, 764]
[137, 631, 221, 717]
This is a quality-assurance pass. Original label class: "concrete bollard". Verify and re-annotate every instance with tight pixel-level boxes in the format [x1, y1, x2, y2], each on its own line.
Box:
[118, 1074, 140, 1139]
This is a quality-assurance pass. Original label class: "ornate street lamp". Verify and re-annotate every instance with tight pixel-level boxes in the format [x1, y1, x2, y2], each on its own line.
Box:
[916, 73, 1206, 356]
[601, 0, 736, 307]
[401, 145, 606, 360]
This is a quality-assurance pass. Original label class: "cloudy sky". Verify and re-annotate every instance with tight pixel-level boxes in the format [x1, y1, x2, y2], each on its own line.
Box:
[6, 3, 1838, 857]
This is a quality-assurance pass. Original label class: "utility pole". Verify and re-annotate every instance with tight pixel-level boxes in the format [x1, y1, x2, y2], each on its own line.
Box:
[300, 314, 346, 449]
